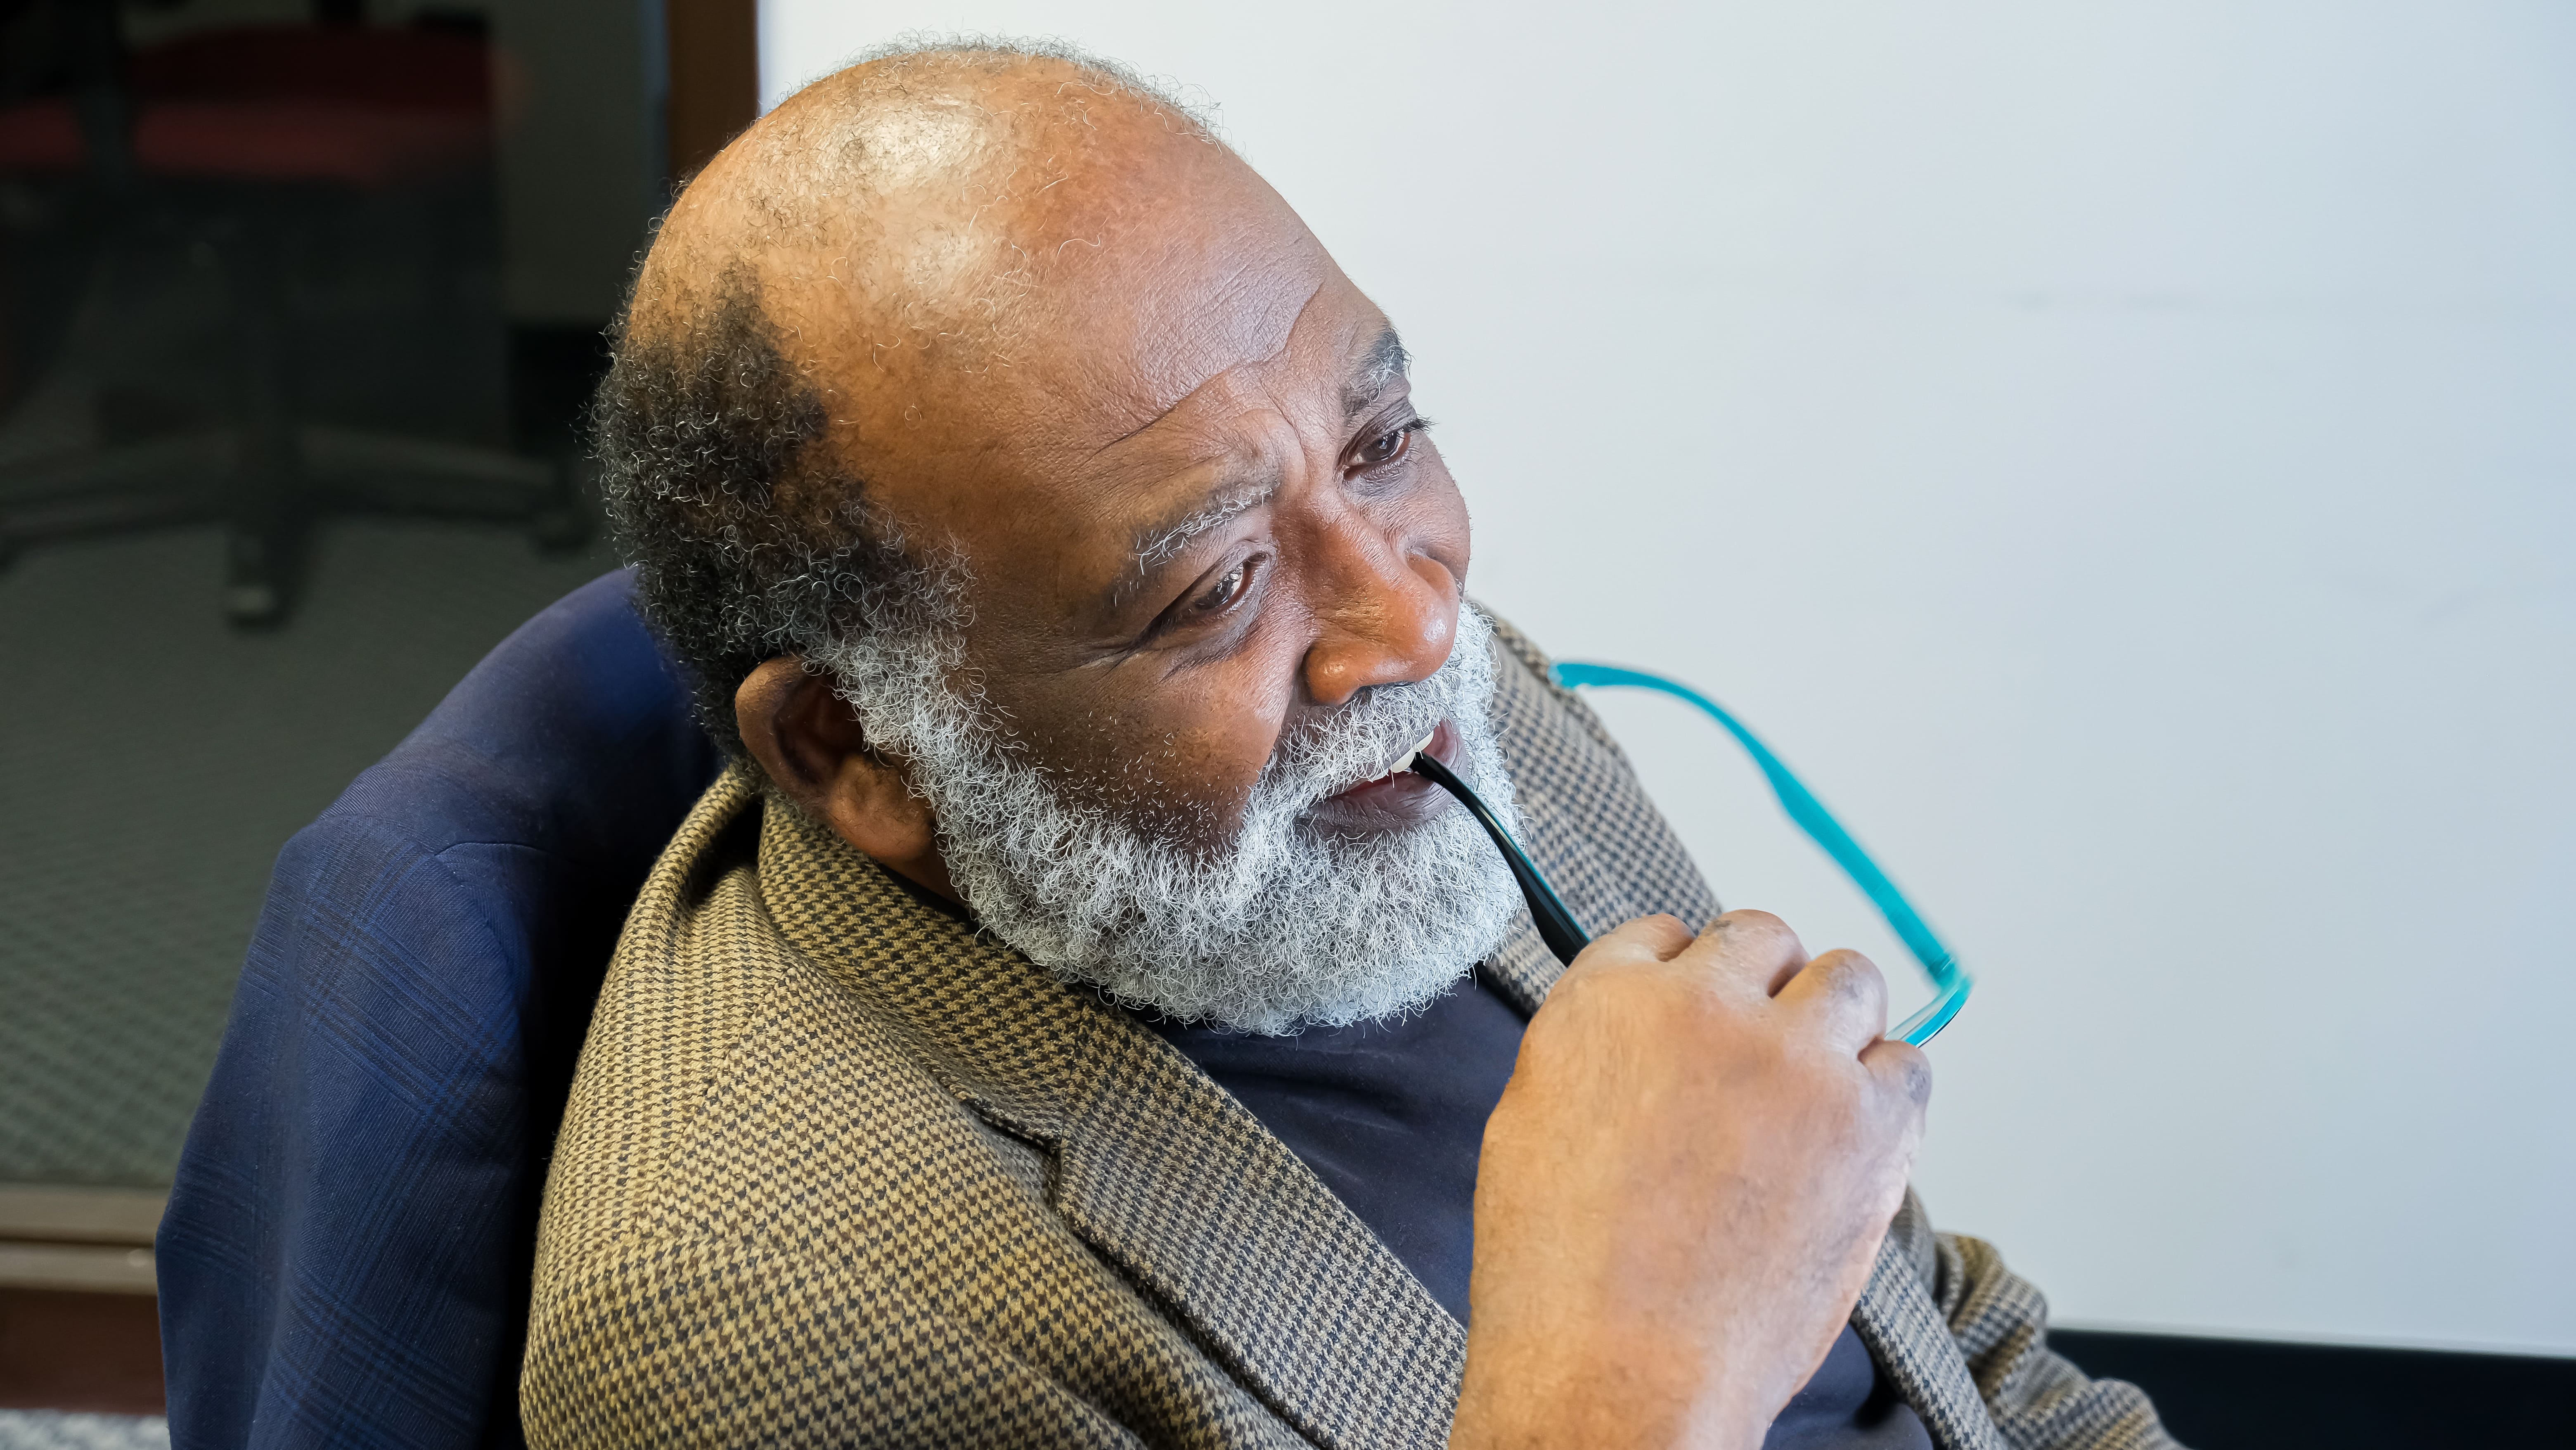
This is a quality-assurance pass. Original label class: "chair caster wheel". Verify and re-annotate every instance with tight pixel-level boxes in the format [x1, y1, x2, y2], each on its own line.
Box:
[225, 578, 285, 625]
[224, 526, 295, 626]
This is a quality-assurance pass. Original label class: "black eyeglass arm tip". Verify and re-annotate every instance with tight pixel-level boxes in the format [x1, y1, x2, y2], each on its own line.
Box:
[1409, 752, 1591, 967]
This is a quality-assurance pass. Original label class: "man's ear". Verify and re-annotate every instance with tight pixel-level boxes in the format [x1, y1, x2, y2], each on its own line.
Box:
[735, 657, 957, 899]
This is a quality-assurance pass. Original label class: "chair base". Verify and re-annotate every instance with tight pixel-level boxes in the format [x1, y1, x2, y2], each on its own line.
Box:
[0, 424, 586, 623]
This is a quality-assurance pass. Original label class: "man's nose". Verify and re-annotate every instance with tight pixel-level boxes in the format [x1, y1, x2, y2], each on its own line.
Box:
[1301, 539, 1461, 709]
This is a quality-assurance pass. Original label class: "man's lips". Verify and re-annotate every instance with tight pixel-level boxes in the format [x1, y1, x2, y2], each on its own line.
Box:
[1307, 720, 1461, 834]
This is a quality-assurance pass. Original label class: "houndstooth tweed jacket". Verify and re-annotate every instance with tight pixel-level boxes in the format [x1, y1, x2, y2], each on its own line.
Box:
[521, 616, 2180, 1450]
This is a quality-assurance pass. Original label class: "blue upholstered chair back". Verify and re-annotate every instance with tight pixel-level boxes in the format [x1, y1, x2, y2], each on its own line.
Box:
[156, 571, 724, 1450]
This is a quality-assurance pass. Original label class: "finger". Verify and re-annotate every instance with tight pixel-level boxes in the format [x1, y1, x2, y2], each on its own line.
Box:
[1774, 948, 1890, 1050]
[1577, 913, 1696, 967]
[1677, 909, 1807, 994]
[1859, 1037, 1934, 1123]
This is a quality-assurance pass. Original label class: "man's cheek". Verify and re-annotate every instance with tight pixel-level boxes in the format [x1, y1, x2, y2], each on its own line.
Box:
[1015, 705, 1246, 848]
[1144, 718, 1274, 844]
[1136, 675, 1296, 843]
[1044, 632, 1297, 842]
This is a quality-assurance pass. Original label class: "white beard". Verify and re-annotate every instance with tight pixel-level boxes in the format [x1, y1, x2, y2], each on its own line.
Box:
[815, 606, 1528, 1033]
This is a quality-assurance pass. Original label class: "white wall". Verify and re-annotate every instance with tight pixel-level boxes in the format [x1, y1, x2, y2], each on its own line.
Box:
[758, 2, 2576, 1355]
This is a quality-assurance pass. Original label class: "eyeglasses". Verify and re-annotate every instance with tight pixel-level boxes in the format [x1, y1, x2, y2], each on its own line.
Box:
[1411, 661, 1972, 1046]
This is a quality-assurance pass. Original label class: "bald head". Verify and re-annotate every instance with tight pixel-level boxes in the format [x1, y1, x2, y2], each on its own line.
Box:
[642, 46, 1252, 373]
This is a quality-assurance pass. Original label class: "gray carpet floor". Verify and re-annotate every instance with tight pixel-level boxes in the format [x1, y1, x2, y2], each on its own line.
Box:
[0, 1410, 166, 1450]
[0, 521, 615, 1187]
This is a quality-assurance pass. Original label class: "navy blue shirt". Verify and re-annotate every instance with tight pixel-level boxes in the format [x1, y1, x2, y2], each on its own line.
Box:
[1148, 969, 1931, 1448]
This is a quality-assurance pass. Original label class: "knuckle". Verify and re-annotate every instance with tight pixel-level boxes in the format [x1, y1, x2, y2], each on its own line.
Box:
[1638, 912, 1694, 950]
[1821, 950, 1885, 997]
[1820, 946, 1880, 975]
[1702, 909, 1809, 980]
[1600, 913, 1691, 957]
[1713, 908, 1790, 939]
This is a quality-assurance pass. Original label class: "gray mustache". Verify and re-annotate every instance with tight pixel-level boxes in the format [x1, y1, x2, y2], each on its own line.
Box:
[1263, 665, 1471, 806]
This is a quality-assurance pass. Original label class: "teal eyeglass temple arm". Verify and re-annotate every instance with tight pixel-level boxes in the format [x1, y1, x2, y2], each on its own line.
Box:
[1409, 662, 1971, 1046]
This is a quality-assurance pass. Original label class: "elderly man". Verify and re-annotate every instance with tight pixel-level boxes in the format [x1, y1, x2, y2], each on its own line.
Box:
[522, 41, 2174, 1450]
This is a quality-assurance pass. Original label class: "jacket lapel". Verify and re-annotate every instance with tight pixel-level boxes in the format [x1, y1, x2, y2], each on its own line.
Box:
[1469, 619, 1662, 1015]
[760, 796, 1465, 1450]
[1055, 1005, 1468, 1450]
[1852, 1198, 2006, 1450]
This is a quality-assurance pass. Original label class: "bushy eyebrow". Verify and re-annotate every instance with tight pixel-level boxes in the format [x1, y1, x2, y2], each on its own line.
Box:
[1106, 327, 1412, 613]
[1343, 327, 1411, 420]
[1128, 471, 1282, 593]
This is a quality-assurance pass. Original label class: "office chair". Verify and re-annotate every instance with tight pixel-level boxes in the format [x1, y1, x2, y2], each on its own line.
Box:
[0, 7, 586, 623]
[156, 570, 723, 1449]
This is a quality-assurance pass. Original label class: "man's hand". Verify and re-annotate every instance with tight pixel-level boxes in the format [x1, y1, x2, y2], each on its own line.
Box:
[1449, 910, 1932, 1450]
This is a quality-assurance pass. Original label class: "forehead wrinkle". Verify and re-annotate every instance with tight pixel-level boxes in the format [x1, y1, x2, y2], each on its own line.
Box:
[1086, 275, 1326, 454]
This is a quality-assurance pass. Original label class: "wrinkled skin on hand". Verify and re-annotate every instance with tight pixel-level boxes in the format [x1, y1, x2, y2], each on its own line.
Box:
[1452, 910, 1932, 1450]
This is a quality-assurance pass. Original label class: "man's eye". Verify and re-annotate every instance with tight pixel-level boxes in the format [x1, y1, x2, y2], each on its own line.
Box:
[1354, 421, 1418, 468]
[1192, 562, 1250, 616]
